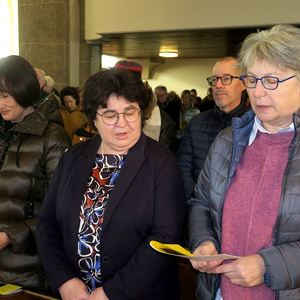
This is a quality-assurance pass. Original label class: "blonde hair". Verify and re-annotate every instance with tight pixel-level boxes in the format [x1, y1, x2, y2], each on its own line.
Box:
[238, 24, 300, 78]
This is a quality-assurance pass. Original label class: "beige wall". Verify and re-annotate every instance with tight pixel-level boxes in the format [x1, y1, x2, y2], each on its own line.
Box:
[18, 0, 300, 93]
[145, 58, 217, 98]
[86, 0, 300, 40]
[85, 0, 300, 97]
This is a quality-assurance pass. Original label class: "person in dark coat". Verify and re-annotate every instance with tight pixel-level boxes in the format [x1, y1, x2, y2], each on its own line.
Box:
[114, 60, 176, 150]
[36, 68, 186, 300]
[0, 55, 70, 292]
[177, 56, 247, 199]
[189, 24, 300, 300]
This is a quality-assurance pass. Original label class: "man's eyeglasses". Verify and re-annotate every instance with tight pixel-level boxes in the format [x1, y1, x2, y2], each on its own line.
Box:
[239, 74, 296, 90]
[206, 74, 240, 87]
[97, 107, 140, 125]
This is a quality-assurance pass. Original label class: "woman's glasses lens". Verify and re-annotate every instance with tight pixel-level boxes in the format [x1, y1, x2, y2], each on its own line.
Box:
[241, 75, 279, 89]
[100, 108, 140, 125]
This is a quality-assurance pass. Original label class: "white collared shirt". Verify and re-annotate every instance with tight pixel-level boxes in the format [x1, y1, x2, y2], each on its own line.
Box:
[248, 115, 294, 145]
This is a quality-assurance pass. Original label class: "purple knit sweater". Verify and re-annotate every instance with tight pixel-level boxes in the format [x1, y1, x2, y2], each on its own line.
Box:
[221, 131, 294, 300]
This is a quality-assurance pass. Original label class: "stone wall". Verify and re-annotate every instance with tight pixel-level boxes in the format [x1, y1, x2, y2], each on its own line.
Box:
[18, 0, 91, 92]
[79, 0, 91, 88]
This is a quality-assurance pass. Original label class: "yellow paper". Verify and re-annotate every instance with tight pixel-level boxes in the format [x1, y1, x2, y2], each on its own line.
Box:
[0, 282, 22, 295]
[150, 240, 240, 261]
[150, 240, 193, 256]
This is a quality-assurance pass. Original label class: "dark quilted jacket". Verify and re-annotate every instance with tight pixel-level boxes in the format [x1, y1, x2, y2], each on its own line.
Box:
[0, 99, 70, 291]
[177, 101, 248, 199]
[188, 110, 300, 300]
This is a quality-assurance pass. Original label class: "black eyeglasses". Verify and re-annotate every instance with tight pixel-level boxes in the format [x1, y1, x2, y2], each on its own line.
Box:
[97, 107, 140, 125]
[240, 74, 296, 90]
[207, 74, 240, 87]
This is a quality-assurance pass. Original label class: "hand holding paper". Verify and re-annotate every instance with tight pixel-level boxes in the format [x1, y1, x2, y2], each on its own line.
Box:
[190, 241, 224, 272]
[150, 240, 239, 261]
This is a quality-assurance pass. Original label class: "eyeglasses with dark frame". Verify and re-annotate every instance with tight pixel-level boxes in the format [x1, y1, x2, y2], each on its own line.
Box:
[97, 107, 141, 125]
[206, 74, 240, 87]
[239, 74, 296, 90]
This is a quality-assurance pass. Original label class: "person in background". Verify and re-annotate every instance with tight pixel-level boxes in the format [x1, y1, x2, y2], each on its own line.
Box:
[34, 68, 47, 96]
[155, 87, 183, 152]
[43, 75, 58, 98]
[76, 86, 84, 111]
[72, 86, 97, 145]
[143, 83, 176, 149]
[43, 75, 62, 106]
[59, 86, 89, 142]
[165, 90, 184, 152]
[0, 55, 70, 292]
[114, 60, 176, 149]
[43, 75, 55, 94]
[190, 88, 202, 109]
[34, 68, 63, 124]
[181, 89, 200, 124]
[199, 87, 215, 112]
[188, 24, 300, 300]
[36, 68, 186, 300]
[154, 85, 168, 107]
[155, 86, 182, 130]
[177, 56, 247, 199]
[60, 85, 81, 113]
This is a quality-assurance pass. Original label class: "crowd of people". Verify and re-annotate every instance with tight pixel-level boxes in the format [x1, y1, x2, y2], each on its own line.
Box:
[0, 24, 300, 300]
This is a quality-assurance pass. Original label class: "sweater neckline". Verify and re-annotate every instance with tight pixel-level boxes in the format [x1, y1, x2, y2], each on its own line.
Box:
[256, 131, 294, 146]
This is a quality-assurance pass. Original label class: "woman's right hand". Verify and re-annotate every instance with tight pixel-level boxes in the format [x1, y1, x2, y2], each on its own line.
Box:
[59, 278, 90, 300]
[89, 287, 109, 300]
[189, 241, 223, 272]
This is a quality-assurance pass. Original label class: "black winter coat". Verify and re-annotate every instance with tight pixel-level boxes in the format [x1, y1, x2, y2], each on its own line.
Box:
[0, 100, 70, 291]
[159, 107, 176, 149]
[37, 134, 186, 299]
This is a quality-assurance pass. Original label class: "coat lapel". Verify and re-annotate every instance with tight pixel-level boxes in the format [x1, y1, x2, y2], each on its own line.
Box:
[69, 136, 101, 248]
[102, 134, 146, 227]
[68, 134, 146, 255]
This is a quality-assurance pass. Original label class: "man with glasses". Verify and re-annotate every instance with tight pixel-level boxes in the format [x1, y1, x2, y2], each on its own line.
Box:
[177, 56, 248, 200]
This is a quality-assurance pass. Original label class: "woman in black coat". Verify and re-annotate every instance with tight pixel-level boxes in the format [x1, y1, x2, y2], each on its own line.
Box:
[36, 68, 186, 300]
[0, 55, 70, 291]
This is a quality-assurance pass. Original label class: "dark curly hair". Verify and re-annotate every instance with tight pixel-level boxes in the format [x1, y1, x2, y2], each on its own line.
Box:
[60, 86, 80, 106]
[82, 68, 151, 124]
[0, 55, 40, 107]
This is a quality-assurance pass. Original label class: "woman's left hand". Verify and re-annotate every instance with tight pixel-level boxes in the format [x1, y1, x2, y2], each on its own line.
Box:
[209, 254, 266, 287]
[89, 287, 109, 300]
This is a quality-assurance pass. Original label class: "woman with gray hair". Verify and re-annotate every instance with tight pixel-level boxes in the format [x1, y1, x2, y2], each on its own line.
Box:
[188, 24, 300, 300]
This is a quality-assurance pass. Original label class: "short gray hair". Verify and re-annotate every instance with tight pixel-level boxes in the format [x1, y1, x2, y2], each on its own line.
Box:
[238, 24, 300, 78]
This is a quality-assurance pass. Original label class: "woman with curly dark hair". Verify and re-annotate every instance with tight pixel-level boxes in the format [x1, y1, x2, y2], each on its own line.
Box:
[37, 68, 186, 300]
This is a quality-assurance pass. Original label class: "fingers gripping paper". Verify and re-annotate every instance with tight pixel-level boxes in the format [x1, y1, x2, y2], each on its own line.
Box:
[150, 240, 239, 261]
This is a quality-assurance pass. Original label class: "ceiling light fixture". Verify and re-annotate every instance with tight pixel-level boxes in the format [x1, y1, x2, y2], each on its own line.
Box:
[159, 50, 178, 58]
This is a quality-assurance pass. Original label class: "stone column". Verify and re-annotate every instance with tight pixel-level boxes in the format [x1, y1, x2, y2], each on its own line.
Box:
[79, 0, 92, 88]
[18, 0, 92, 91]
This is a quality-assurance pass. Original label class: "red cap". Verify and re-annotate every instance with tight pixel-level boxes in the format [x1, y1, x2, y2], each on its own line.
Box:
[114, 60, 143, 74]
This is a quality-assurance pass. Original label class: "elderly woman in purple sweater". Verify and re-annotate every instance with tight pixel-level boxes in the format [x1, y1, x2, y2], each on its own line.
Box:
[188, 24, 300, 300]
